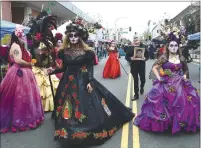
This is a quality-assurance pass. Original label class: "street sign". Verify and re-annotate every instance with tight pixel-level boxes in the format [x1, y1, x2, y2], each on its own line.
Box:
[121, 32, 128, 34]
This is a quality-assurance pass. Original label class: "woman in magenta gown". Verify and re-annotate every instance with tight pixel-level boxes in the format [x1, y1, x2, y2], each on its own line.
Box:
[0, 25, 44, 133]
[134, 30, 200, 134]
[103, 41, 121, 79]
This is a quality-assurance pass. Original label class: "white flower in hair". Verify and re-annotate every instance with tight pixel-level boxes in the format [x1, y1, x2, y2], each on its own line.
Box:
[173, 27, 178, 32]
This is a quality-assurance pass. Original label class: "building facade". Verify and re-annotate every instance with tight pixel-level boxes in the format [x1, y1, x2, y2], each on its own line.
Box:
[1, 1, 94, 26]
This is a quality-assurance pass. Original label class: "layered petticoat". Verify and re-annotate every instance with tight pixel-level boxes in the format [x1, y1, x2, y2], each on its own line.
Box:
[32, 66, 59, 111]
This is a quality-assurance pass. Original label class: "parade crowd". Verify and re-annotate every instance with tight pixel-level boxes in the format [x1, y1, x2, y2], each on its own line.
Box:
[0, 11, 200, 148]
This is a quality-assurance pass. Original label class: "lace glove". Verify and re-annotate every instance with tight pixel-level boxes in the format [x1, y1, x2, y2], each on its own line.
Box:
[87, 63, 94, 85]
[49, 67, 65, 75]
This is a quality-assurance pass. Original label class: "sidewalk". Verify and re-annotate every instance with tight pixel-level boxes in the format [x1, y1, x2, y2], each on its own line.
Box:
[192, 58, 200, 64]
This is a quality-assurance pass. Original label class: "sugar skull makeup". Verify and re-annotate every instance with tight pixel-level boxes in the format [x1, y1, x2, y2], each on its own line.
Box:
[168, 41, 178, 53]
[57, 40, 63, 47]
[69, 32, 79, 44]
[15, 25, 27, 43]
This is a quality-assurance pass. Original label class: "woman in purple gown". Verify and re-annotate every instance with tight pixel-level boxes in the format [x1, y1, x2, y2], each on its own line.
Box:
[134, 30, 200, 134]
[0, 25, 44, 133]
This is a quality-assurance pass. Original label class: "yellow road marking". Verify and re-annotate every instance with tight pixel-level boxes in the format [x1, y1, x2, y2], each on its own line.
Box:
[121, 73, 132, 148]
[132, 80, 140, 148]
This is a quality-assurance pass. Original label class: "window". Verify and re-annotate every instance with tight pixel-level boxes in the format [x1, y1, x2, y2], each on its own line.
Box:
[12, 6, 24, 24]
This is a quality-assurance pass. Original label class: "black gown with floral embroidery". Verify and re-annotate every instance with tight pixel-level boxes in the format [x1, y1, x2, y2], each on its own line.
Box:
[51, 49, 134, 146]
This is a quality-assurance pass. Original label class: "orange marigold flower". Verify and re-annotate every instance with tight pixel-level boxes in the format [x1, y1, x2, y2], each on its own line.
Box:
[31, 59, 37, 64]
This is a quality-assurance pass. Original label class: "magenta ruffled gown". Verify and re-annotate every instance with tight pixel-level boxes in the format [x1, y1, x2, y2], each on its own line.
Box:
[0, 47, 44, 133]
[134, 62, 200, 134]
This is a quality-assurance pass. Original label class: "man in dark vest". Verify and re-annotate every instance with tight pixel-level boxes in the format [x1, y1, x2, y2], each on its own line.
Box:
[125, 38, 149, 101]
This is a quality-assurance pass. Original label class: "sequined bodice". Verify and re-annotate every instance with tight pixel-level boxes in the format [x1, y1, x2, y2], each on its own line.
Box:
[162, 62, 182, 71]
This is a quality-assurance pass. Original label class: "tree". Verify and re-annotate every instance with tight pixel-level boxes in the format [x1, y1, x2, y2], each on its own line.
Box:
[143, 30, 152, 40]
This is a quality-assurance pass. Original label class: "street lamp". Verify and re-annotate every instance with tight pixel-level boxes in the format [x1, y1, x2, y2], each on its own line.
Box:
[114, 16, 128, 33]
[114, 16, 128, 41]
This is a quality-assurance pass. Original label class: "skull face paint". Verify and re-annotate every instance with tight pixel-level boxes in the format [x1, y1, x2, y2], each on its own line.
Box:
[57, 40, 63, 47]
[69, 32, 79, 44]
[168, 41, 178, 53]
[15, 25, 27, 44]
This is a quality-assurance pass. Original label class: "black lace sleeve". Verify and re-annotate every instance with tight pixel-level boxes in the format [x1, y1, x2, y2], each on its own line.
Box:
[50, 50, 66, 75]
[85, 50, 95, 84]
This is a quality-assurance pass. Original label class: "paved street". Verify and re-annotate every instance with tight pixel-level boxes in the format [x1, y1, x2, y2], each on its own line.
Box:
[1, 57, 200, 148]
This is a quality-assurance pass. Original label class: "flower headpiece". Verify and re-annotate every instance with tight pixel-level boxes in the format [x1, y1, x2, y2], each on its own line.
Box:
[55, 33, 63, 41]
[160, 23, 186, 45]
[15, 25, 25, 38]
[65, 16, 89, 42]
[25, 11, 58, 49]
[110, 40, 116, 44]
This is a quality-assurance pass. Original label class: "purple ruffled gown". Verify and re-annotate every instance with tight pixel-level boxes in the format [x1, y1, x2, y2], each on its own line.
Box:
[134, 61, 200, 134]
[0, 46, 44, 133]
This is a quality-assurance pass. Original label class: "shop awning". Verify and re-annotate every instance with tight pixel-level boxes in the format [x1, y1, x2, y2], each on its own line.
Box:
[188, 32, 200, 40]
[1, 20, 30, 38]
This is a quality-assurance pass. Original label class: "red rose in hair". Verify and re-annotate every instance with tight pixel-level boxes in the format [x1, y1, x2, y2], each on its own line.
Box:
[36, 33, 42, 40]
[55, 33, 63, 40]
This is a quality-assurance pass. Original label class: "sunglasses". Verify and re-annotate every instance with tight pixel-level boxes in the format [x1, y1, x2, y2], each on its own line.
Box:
[69, 33, 79, 38]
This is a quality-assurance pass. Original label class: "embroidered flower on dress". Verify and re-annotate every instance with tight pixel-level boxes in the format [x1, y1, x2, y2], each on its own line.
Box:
[108, 127, 118, 136]
[72, 131, 89, 139]
[55, 128, 68, 138]
[17, 69, 23, 77]
[75, 111, 81, 119]
[11, 127, 17, 133]
[101, 98, 112, 116]
[69, 75, 74, 81]
[81, 65, 87, 72]
[75, 100, 80, 105]
[160, 113, 166, 119]
[179, 122, 186, 127]
[72, 84, 77, 89]
[72, 93, 77, 99]
[93, 130, 108, 139]
[169, 86, 176, 93]
[59, 99, 62, 104]
[187, 95, 192, 101]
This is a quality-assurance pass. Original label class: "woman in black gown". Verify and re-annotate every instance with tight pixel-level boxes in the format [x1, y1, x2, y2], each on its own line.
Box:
[48, 18, 134, 147]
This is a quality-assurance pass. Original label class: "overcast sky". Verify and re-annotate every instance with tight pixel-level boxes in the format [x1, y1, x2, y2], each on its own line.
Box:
[72, 2, 191, 40]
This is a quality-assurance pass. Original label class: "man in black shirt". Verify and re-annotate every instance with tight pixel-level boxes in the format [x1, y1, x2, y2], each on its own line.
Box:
[125, 41, 149, 101]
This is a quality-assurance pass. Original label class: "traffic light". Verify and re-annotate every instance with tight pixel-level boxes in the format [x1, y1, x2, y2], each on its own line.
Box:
[149, 36, 151, 40]
[129, 27, 131, 31]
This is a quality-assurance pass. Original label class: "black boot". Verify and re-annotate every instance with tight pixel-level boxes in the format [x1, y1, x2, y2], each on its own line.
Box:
[132, 94, 139, 101]
[140, 87, 144, 95]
